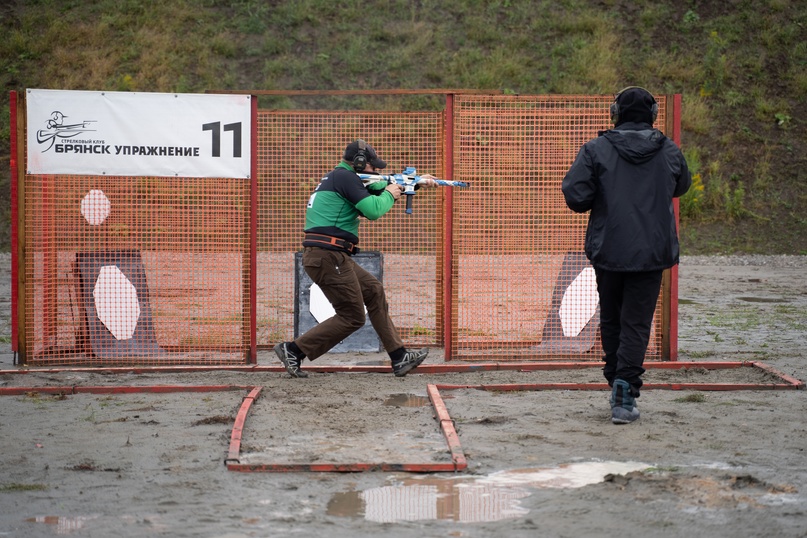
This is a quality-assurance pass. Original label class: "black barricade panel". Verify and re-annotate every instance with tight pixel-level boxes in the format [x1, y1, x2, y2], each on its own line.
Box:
[294, 251, 383, 353]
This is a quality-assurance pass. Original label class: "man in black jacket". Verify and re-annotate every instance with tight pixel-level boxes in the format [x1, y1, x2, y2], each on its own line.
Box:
[562, 87, 691, 424]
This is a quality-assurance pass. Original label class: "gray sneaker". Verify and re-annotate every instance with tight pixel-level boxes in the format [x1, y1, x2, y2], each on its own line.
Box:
[274, 342, 308, 378]
[392, 347, 429, 377]
[610, 379, 639, 424]
[611, 406, 640, 424]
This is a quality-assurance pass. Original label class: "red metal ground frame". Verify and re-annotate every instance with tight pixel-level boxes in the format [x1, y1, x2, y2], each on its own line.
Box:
[224, 384, 466, 473]
[0, 361, 800, 474]
[1, 360, 804, 388]
[222, 361, 801, 473]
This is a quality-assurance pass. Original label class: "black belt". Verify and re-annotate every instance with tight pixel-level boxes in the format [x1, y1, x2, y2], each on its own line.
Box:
[303, 233, 359, 255]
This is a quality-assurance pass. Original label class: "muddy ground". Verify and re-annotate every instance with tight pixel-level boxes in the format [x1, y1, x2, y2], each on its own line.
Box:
[0, 254, 805, 537]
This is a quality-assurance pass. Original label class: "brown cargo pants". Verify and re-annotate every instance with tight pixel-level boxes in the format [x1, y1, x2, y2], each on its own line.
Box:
[293, 247, 403, 360]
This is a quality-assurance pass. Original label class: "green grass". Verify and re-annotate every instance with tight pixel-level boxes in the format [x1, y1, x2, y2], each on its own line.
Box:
[705, 307, 761, 331]
[674, 393, 706, 403]
[679, 350, 715, 359]
[1, 0, 805, 253]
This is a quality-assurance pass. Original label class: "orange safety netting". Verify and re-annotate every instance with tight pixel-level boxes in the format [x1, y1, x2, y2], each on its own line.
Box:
[257, 110, 445, 350]
[16, 92, 672, 366]
[21, 174, 250, 365]
[450, 95, 668, 360]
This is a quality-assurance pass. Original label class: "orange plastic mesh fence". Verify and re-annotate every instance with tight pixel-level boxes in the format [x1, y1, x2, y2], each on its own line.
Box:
[258, 110, 444, 349]
[450, 94, 667, 360]
[21, 173, 250, 366]
[18, 93, 673, 365]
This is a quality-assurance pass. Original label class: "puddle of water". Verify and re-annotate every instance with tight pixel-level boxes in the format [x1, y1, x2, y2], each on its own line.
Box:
[327, 460, 649, 523]
[478, 461, 649, 489]
[383, 393, 430, 407]
[25, 515, 99, 534]
[759, 492, 803, 506]
[328, 482, 529, 523]
[737, 296, 788, 303]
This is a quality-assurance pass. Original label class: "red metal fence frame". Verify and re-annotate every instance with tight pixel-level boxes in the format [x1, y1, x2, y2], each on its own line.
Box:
[11, 89, 682, 365]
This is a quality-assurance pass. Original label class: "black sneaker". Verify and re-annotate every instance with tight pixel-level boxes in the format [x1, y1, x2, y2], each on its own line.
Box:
[392, 347, 429, 377]
[274, 342, 308, 378]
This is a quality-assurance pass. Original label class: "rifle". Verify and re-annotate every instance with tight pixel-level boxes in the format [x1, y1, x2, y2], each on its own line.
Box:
[358, 167, 470, 214]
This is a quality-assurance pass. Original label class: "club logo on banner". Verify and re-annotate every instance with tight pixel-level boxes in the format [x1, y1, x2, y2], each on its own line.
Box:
[26, 89, 252, 179]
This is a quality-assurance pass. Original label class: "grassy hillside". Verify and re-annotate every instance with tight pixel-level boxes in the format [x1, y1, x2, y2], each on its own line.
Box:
[1, 0, 805, 253]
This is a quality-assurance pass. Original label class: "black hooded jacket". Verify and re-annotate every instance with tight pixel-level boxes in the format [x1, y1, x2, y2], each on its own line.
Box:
[562, 121, 692, 272]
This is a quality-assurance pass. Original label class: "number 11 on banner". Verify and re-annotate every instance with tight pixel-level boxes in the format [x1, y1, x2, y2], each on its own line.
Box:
[202, 121, 242, 158]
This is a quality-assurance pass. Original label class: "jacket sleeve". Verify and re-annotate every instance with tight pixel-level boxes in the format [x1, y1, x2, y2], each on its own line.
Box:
[562, 145, 597, 213]
[673, 149, 692, 198]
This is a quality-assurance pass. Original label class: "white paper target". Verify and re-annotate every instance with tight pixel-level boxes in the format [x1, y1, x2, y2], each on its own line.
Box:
[93, 265, 141, 340]
[80, 189, 111, 225]
[559, 267, 599, 337]
[309, 283, 367, 323]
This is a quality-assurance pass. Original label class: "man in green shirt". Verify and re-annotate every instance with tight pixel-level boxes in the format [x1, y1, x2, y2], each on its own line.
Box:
[274, 139, 437, 378]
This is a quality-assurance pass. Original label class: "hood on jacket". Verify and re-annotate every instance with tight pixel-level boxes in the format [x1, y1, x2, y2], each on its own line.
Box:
[602, 126, 666, 164]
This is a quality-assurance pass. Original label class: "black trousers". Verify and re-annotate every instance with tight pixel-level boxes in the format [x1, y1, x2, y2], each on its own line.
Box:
[595, 268, 664, 393]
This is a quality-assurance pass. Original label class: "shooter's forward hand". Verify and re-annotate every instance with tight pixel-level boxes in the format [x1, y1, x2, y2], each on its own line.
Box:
[416, 174, 438, 188]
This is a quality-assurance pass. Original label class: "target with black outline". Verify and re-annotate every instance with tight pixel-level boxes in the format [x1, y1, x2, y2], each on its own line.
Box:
[74, 250, 162, 359]
[537, 251, 601, 355]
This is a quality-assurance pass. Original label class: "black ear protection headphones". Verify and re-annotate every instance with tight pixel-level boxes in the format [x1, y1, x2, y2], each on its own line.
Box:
[352, 139, 368, 171]
[610, 86, 658, 124]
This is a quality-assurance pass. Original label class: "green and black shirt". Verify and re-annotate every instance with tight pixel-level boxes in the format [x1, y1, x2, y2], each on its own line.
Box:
[303, 161, 394, 247]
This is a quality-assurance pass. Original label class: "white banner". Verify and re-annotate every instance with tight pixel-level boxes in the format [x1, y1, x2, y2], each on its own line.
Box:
[26, 89, 252, 178]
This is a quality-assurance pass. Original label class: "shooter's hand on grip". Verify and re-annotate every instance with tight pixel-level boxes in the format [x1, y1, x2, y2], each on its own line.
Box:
[385, 183, 403, 200]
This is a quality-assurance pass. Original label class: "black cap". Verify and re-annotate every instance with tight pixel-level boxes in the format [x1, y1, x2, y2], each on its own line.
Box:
[614, 87, 657, 125]
[343, 139, 387, 170]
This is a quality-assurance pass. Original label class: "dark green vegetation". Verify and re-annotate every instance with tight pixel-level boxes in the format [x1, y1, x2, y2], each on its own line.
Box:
[1, 0, 805, 253]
